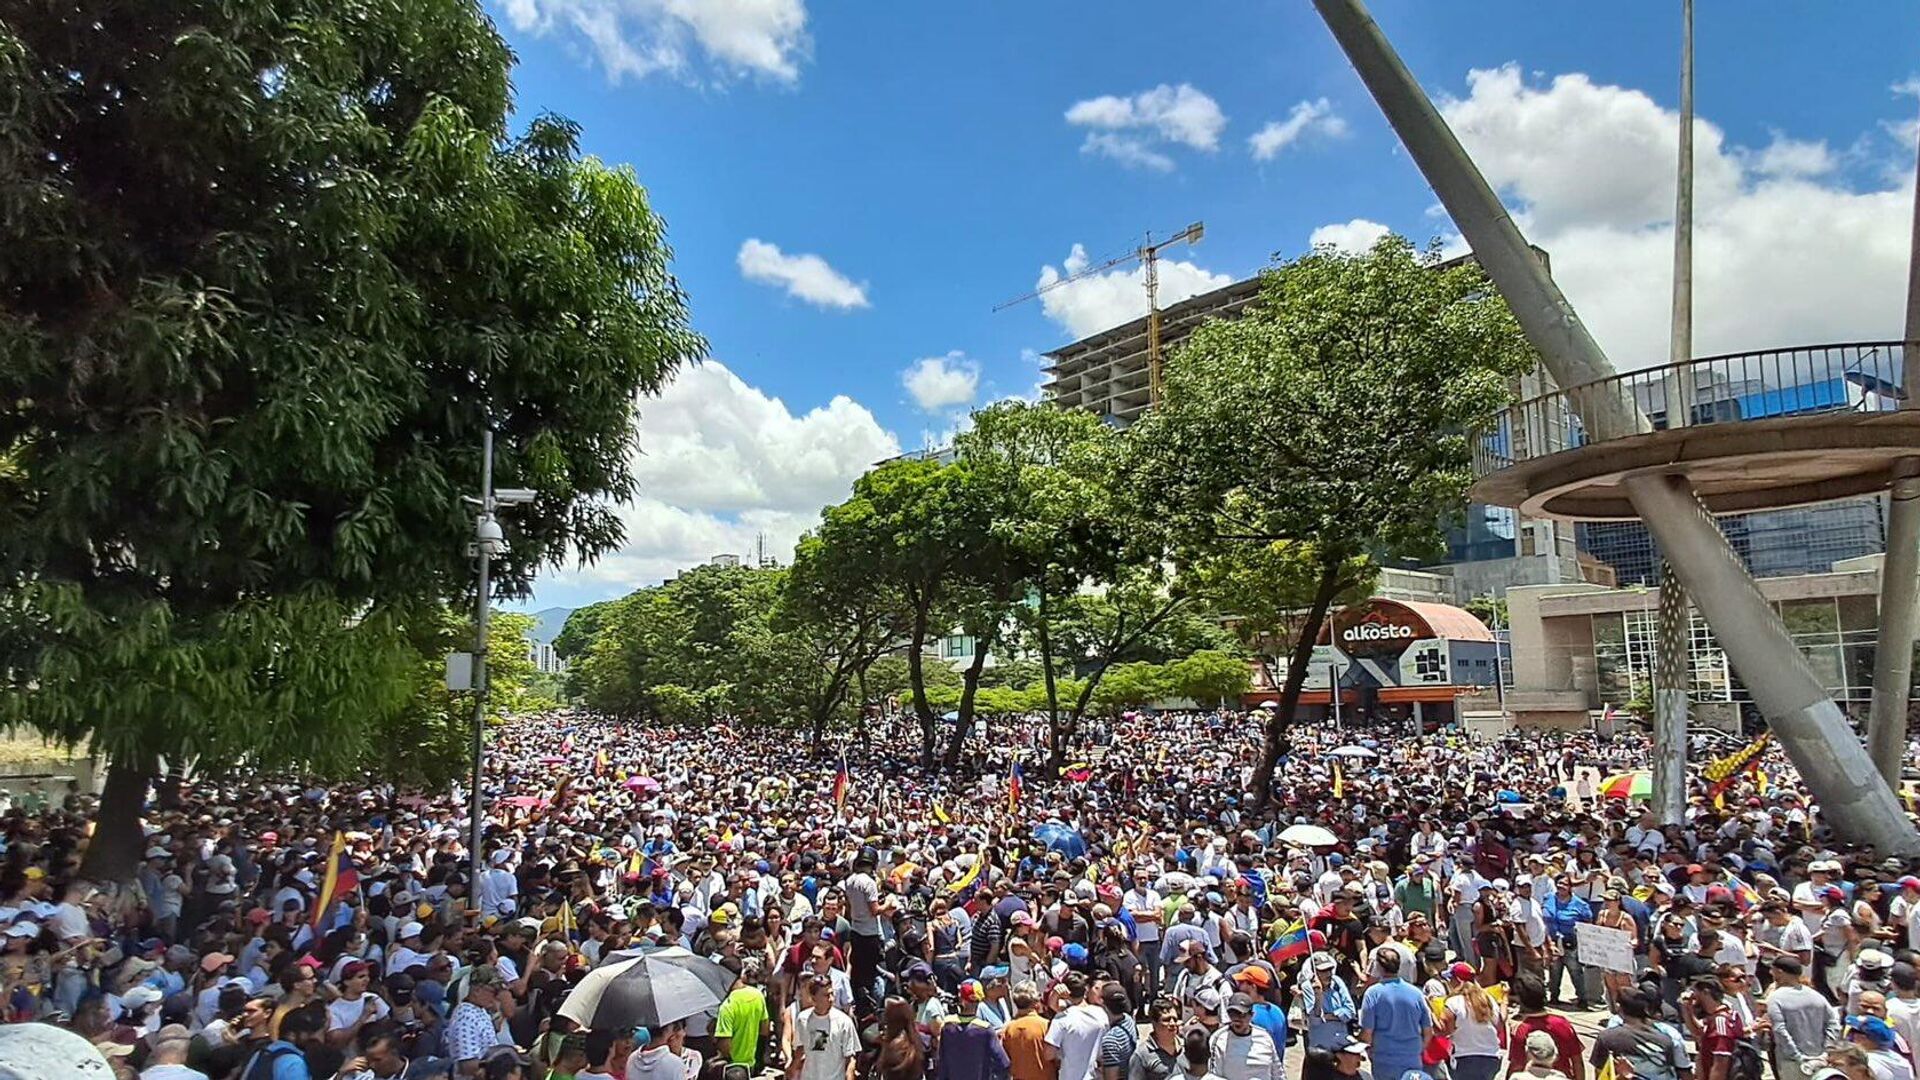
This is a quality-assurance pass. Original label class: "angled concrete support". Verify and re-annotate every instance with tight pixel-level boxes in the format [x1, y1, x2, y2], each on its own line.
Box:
[1866, 128, 1920, 786]
[1313, 0, 1920, 853]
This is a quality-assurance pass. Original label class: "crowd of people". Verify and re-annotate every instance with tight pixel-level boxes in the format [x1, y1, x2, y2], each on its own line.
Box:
[1, 708, 1918, 1080]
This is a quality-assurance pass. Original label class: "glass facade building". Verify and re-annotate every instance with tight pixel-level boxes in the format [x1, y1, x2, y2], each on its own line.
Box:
[1589, 592, 1883, 706]
[1575, 498, 1888, 586]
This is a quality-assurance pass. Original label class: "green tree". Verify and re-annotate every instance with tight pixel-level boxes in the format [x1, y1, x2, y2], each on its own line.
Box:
[1166, 650, 1253, 707]
[0, 0, 701, 877]
[780, 507, 910, 754]
[1135, 235, 1531, 806]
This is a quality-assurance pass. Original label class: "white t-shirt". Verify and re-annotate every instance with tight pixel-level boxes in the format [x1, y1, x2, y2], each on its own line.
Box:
[1125, 889, 1164, 943]
[1446, 996, 1505, 1058]
[796, 1007, 860, 1080]
[1045, 1002, 1109, 1080]
[326, 993, 390, 1031]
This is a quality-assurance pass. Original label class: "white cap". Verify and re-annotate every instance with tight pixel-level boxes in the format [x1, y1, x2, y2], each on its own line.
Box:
[491, 850, 513, 866]
[398, 921, 424, 939]
[120, 986, 163, 1009]
[144, 848, 169, 860]
[0, 1023, 115, 1078]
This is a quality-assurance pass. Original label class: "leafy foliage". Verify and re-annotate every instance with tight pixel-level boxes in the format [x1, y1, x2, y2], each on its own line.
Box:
[1133, 235, 1533, 802]
[0, 0, 702, 874]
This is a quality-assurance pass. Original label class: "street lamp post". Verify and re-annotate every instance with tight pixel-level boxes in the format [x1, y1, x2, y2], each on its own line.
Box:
[466, 430, 537, 866]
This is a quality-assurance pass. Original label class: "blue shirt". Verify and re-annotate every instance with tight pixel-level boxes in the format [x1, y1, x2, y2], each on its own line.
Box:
[1250, 1002, 1290, 1063]
[1541, 894, 1594, 944]
[1359, 977, 1432, 1076]
[251, 1041, 311, 1080]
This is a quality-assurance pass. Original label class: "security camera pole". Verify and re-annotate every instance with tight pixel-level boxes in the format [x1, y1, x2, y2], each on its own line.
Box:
[467, 430, 537, 863]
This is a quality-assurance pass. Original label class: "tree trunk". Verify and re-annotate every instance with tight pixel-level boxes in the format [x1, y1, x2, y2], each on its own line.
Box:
[1036, 590, 1066, 773]
[944, 628, 995, 770]
[906, 601, 936, 769]
[79, 755, 153, 883]
[1249, 564, 1346, 809]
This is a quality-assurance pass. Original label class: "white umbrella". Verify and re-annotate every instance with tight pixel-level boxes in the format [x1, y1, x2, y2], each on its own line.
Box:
[558, 946, 735, 1031]
[1328, 746, 1377, 758]
[1277, 823, 1340, 848]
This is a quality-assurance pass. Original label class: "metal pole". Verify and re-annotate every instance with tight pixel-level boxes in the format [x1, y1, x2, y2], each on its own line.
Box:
[1652, 0, 1695, 824]
[1866, 113, 1920, 786]
[1313, 0, 1919, 854]
[1625, 472, 1917, 852]
[469, 430, 493, 865]
[1330, 663, 1342, 732]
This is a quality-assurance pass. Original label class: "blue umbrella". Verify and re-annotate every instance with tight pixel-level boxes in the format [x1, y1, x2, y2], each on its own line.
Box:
[1033, 822, 1087, 859]
[1496, 789, 1523, 804]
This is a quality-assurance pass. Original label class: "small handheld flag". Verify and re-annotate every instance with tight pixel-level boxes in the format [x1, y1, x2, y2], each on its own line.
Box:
[1007, 760, 1024, 816]
[1268, 919, 1310, 965]
[310, 832, 358, 931]
[933, 802, 953, 825]
[833, 755, 850, 814]
[1332, 762, 1345, 800]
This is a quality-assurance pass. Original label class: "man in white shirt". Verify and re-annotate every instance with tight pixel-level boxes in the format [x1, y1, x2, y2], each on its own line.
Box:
[1123, 870, 1164, 995]
[792, 974, 860, 1080]
[1210, 994, 1282, 1080]
[1046, 972, 1110, 1080]
[475, 851, 519, 919]
[386, 922, 431, 976]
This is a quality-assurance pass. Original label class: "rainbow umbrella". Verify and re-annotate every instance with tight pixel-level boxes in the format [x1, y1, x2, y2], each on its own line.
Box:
[1598, 771, 1653, 800]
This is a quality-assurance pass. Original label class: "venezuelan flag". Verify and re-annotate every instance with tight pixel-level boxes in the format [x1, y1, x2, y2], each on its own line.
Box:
[1268, 919, 1310, 966]
[309, 832, 358, 931]
[1007, 760, 1024, 816]
[1064, 763, 1093, 783]
[932, 802, 953, 825]
[946, 858, 984, 900]
[833, 755, 849, 814]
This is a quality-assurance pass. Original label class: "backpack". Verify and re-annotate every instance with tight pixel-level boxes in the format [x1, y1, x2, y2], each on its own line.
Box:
[1728, 1036, 1766, 1080]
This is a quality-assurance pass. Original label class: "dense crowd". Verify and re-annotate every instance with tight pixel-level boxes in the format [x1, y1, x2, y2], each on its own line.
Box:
[2, 709, 1918, 1080]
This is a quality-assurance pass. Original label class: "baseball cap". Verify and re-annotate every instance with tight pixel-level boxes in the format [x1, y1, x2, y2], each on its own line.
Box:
[1850, 1015, 1898, 1047]
[1338, 1041, 1368, 1056]
[1226, 992, 1255, 1015]
[1233, 967, 1272, 989]
[959, 980, 984, 1004]
[1448, 962, 1475, 982]
[467, 966, 505, 989]
[980, 965, 1011, 981]
[1062, 943, 1089, 967]
[398, 921, 424, 939]
[198, 952, 235, 974]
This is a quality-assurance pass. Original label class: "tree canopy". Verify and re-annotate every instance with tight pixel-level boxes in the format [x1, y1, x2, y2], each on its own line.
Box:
[0, 0, 702, 876]
[1132, 235, 1533, 803]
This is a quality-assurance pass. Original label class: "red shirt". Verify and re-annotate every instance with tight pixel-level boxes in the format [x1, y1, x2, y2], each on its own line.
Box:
[1699, 1007, 1743, 1059]
[1507, 1014, 1583, 1078]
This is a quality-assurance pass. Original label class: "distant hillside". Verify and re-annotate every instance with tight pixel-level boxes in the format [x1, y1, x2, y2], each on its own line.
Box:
[526, 606, 574, 644]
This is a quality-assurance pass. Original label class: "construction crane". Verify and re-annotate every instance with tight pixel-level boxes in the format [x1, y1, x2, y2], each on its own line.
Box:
[996, 221, 1205, 404]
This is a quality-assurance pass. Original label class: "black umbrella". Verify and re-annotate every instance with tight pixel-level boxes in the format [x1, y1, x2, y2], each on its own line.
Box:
[557, 946, 736, 1031]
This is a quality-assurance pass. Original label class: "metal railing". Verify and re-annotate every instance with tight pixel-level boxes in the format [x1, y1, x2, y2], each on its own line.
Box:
[1473, 341, 1906, 478]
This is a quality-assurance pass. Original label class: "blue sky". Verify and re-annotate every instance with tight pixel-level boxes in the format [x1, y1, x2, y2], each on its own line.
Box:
[499, 1, 1920, 610]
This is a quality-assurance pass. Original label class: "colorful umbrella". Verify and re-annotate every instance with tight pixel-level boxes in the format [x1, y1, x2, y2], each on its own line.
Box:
[1598, 771, 1653, 800]
[626, 776, 661, 793]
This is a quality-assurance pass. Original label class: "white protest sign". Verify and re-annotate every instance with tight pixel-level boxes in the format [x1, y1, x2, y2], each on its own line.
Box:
[1575, 921, 1636, 973]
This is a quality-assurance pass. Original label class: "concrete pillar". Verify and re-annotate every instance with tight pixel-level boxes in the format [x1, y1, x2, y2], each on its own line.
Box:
[1870, 464, 1920, 784]
[1313, 0, 1919, 854]
[1625, 472, 1917, 854]
[1652, 560, 1689, 825]
[1866, 122, 1920, 785]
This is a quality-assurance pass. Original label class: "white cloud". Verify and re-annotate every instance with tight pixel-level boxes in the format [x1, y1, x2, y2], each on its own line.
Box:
[540, 360, 900, 596]
[1034, 243, 1236, 340]
[1424, 63, 1915, 369]
[1890, 77, 1920, 149]
[497, 0, 809, 84]
[1065, 83, 1226, 170]
[1746, 134, 1837, 179]
[736, 239, 870, 310]
[1308, 218, 1391, 254]
[1248, 97, 1348, 160]
[1079, 133, 1176, 173]
[902, 352, 981, 412]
